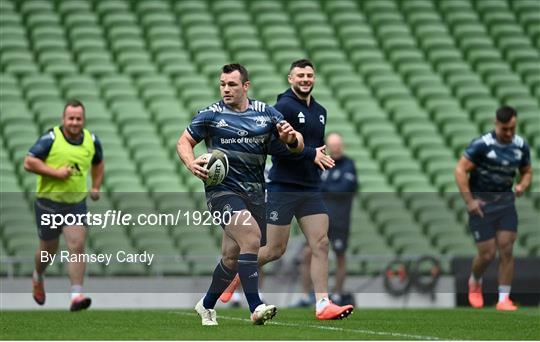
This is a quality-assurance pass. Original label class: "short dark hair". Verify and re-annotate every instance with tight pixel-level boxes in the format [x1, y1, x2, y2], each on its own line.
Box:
[222, 63, 249, 83]
[63, 99, 85, 116]
[289, 59, 315, 72]
[496, 106, 517, 123]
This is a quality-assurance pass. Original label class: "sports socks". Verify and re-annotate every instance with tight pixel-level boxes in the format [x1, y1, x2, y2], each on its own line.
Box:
[203, 259, 237, 309]
[316, 297, 330, 312]
[469, 274, 482, 284]
[498, 285, 511, 302]
[33, 270, 44, 282]
[70, 284, 83, 300]
[237, 253, 263, 313]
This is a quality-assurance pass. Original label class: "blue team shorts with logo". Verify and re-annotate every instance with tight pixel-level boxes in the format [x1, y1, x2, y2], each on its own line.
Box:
[207, 192, 267, 246]
[468, 204, 518, 243]
[266, 182, 328, 226]
[34, 198, 87, 241]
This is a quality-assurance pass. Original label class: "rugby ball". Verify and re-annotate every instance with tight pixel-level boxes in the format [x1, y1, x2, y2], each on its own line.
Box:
[201, 150, 229, 186]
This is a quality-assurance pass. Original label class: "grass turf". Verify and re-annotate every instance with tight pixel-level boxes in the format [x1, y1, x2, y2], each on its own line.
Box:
[1, 308, 539, 340]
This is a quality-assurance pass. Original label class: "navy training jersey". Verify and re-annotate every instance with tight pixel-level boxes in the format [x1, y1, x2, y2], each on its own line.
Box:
[187, 99, 284, 202]
[321, 156, 358, 229]
[464, 131, 530, 199]
[268, 88, 327, 188]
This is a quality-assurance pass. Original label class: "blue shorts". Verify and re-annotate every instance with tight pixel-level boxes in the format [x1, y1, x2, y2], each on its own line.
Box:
[468, 205, 518, 243]
[266, 182, 328, 226]
[328, 224, 349, 253]
[207, 193, 267, 246]
[34, 198, 87, 241]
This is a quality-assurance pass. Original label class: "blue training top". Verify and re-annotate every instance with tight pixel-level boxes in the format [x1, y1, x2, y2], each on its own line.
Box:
[187, 99, 284, 204]
[267, 88, 327, 188]
[464, 131, 530, 206]
[321, 156, 358, 229]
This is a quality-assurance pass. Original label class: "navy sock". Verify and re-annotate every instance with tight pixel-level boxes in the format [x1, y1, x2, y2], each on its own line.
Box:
[203, 259, 236, 309]
[238, 253, 263, 313]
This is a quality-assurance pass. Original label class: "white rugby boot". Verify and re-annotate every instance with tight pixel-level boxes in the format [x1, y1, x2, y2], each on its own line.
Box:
[195, 298, 218, 326]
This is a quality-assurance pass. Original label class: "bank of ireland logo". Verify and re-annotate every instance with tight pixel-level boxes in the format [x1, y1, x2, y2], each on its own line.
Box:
[269, 210, 279, 222]
[237, 130, 248, 136]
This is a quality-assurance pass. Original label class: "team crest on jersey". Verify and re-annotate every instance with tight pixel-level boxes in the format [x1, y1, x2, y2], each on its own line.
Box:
[513, 149, 523, 160]
[254, 116, 270, 127]
[298, 112, 305, 123]
[319, 115, 325, 125]
[223, 204, 232, 213]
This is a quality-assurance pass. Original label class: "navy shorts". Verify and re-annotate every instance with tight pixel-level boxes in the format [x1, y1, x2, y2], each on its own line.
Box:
[208, 193, 267, 246]
[468, 205, 518, 243]
[328, 224, 349, 253]
[34, 198, 87, 241]
[266, 182, 328, 226]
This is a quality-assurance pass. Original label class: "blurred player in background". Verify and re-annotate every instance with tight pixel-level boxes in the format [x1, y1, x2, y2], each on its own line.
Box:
[295, 132, 358, 307]
[220, 59, 354, 320]
[320, 132, 358, 304]
[455, 106, 532, 311]
[24, 99, 104, 311]
[177, 64, 303, 325]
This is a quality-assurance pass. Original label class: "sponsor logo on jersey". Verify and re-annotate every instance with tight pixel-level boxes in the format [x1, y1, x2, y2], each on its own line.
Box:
[237, 130, 248, 136]
[319, 114, 325, 125]
[216, 119, 228, 128]
[487, 150, 497, 159]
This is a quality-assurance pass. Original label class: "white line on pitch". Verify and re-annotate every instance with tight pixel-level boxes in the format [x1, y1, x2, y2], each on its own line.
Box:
[175, 312, 442, 340]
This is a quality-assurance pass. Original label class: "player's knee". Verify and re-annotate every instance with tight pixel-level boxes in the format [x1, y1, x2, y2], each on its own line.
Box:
[221, 253, 238, 270]
[67, 240, 85, 254]
[498, 243, 514, 260]
[479, 250, 496, 263]
[276, 244, 287, 259]
[239, 234, 261, 253]
[313, 235, 330, 255]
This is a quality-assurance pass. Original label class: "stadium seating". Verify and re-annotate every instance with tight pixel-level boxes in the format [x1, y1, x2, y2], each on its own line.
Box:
[1, 0, 538, 276]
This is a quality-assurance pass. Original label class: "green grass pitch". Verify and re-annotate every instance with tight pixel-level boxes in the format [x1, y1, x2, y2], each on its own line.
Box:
[1, 308, 539, 340]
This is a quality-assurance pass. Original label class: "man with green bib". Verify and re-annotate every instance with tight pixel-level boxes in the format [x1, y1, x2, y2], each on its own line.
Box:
[24, 100, 104, 311]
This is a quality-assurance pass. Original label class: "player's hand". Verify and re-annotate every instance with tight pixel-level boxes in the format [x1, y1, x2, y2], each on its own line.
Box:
[277, 120, 297, 144]
[190, 155, 209, 181]
[514, 184, 525, 197]
[466, 199, 485, 218]
[314, 145, 335, 170]
[55, 166, 73, 180]
[89, 188, 100, 201]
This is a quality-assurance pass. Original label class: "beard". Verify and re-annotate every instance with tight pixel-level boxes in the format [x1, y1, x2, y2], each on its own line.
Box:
[293, 84, 313, 97]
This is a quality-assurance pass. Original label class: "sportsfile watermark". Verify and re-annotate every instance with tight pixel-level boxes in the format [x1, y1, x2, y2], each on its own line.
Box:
[40, 209, 253, 229]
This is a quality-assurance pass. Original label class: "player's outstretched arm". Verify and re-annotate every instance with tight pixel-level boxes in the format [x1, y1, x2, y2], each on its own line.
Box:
[23, 155, 72, 180]
[277, 120, 304, 153]
[515, 165, 532, 197]
[177, 130, 208, 180]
